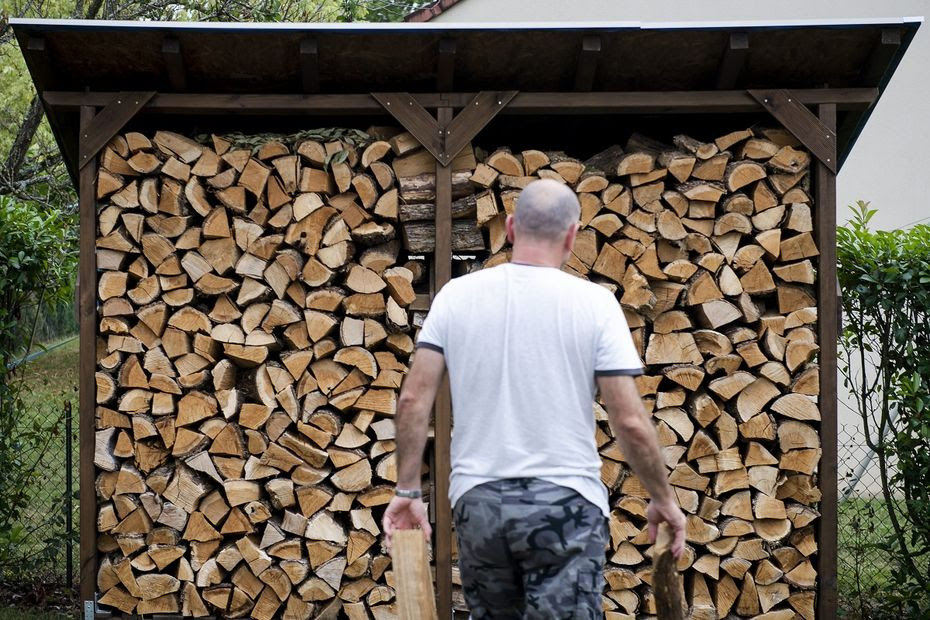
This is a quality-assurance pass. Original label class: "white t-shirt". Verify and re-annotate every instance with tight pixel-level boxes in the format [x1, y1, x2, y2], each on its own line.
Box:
[416, 262, 643, 517]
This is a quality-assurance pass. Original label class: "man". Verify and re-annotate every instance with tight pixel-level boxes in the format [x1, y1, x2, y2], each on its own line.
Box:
[383, 179, 686, 618]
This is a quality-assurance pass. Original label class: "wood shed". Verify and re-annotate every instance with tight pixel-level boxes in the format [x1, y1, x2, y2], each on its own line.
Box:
[11, 16, 919, 620]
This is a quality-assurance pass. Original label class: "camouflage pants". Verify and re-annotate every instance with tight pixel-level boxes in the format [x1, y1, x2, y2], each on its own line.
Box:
[453, 478, 608, 619]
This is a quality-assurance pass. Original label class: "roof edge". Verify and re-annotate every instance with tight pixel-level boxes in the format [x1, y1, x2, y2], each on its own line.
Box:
[9, 15, 923, 32]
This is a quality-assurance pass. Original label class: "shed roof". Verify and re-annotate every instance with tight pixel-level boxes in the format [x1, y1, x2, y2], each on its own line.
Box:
[11, 17, 921, 180]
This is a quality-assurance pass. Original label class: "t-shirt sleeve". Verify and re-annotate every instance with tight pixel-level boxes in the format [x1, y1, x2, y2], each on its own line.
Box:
[415, 286, 450, 354]
[595, 290, 644, 376]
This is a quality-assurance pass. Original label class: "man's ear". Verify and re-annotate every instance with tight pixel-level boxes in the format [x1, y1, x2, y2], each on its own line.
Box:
[563, 222, 578, 253]
[506, 214, 516, 244]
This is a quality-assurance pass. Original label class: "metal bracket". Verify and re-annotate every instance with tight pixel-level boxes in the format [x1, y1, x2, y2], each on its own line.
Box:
[83, 599, 95, 620]
[371, 91, 518, 166]
[78, 91, 156, 169]
[748, 89, 837, 173]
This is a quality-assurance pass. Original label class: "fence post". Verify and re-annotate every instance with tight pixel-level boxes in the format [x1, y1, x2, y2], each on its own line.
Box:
[65, 400, 73, 590]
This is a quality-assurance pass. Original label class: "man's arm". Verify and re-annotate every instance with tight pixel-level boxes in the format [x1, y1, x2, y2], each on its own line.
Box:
[597, 374, 686, 556]
[382, 347, 446, 549]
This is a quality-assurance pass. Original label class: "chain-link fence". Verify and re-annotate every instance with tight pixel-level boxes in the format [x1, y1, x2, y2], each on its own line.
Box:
[838, 423, 901, 619]
[2, 336, 79, 608]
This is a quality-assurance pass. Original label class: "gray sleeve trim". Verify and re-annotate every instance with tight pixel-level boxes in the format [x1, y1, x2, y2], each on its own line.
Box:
[416, 342, 444, 354]
[595, 368, 643, 377]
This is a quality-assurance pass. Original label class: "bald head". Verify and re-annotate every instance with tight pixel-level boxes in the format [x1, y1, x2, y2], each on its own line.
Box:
[513, 179, 580, 242]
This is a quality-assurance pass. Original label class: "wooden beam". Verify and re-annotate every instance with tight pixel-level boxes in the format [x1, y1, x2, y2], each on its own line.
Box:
[859, 28, 903, 86]
[749, 89, 837, 173]
[372, 92, 444, 163]
[715, 32, 748, 90]
[815, 102, 839, 620]
[300, 37, 320, 93]
[437, 38, 456, 92]
[77, 92, 155, 169]
[837, 28, 903, 165]
[24, 36, 51, 91]
[443, 91, 518, 165]
[433, 104, 454, 620]
[573, 35, 601, 92]
[43, 88, 878, 115]
[162, 37, 186, 92]
[78, 105, 98, 609]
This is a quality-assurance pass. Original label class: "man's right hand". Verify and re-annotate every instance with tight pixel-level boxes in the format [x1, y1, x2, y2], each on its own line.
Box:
[646, 498, 686, 558]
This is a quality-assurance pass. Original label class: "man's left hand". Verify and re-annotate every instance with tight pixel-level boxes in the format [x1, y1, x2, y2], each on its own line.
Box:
[382, 496, 432, 552]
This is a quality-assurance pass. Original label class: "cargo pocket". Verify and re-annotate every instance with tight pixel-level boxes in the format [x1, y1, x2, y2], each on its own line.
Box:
[573, 569, 603, 620]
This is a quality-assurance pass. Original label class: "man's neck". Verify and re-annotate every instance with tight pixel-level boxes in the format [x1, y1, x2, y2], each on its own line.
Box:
[510, 244, 564, 268]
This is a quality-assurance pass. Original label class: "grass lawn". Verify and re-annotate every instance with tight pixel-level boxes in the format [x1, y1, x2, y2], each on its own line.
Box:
[837, 496, 930, 618]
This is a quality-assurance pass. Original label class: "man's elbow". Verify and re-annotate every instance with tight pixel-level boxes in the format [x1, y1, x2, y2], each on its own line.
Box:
[397, 391, 429, 419]
[610, 409, 652, 440]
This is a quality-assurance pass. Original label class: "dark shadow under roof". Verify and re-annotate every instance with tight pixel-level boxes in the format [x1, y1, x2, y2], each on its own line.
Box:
[10, 17, 922, 181]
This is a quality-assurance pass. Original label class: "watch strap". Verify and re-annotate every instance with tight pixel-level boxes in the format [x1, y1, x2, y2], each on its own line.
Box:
[395, 488, 422, 499]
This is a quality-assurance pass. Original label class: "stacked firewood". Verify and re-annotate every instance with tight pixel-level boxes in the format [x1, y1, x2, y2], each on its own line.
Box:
[93, 124, 821, 620]
[462, 130, 820, 620]
[93, 129, 427, 618]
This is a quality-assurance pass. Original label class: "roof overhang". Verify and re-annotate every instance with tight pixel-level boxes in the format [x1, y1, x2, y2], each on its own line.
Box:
[11, 17, 921, 183]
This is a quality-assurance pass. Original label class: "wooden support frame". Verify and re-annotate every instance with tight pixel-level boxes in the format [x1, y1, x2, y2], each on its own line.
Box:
[433, 104, 454, 620]
[372, 91, 517, 166]
[300, 38, 320, 93]
[749, 89, 838, 173]
[72, 86, 849, 618]
[715, 32, 749, 89]
[437, 38, 456, 92]
[162, 38, 186, 91]
[44, 88, 878, 116]
[815, 103, 839, 620]
[573, 35, 602, 92]
[838, 28, 903, 166]
[78, 105, 98, 611]
[77, 92, 155, 168]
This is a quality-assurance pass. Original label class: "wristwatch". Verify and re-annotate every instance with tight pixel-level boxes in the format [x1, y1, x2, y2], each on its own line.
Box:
[395, 488, 422, 499]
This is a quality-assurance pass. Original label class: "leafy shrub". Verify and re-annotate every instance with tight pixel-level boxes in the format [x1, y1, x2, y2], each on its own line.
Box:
[837, 202, 930, 617]
[0, 196, 76, 574]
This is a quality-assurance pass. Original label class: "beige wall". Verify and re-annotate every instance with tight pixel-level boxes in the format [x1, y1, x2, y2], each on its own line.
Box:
[434, 0, 928, 490]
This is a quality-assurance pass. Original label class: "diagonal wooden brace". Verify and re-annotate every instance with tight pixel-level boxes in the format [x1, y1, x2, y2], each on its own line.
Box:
[372, 91, 518, 166]
[748, 89, 837, 173]
[78, 91, 155, 169]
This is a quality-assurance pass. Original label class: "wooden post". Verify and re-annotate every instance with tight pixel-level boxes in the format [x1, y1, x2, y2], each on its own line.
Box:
[78, 105, 98, 609]
[815, 102, 839, 620]
[433, 104, 454, 620]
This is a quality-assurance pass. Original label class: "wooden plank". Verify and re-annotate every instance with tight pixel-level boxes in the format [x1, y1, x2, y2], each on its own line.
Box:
[372, 92, 443, 163]
[573, 35, 601, 92]
[162, 37, 186, 91]
[392, 530, 439, 620]
[437, 38, 456, 92]
[443, 91, 518, 166]
[24, 36, 51, 91]
[44, 88, 879, 115]
[652, 524, 686, 620]
[300, 37, 320, 93]
[77, 91, 155, 169]
[859, 28, 904, 86]
[78, 105, 98, 607]
[715, 32, 749, 89]
[433, 105, 453, 620]
[749, 89, 838, 173]
[837, 28, 903, 164]
[815, 102, 839, 620]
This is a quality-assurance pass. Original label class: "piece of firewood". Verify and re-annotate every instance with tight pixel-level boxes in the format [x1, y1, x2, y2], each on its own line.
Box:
[392, 529, 438, 620]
